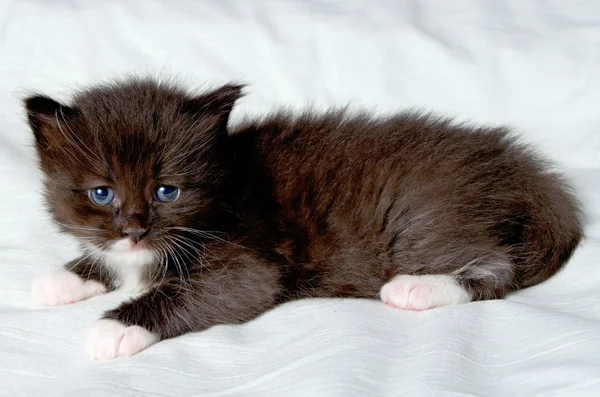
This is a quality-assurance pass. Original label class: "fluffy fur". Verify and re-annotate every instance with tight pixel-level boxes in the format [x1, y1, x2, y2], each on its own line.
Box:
[25, 78, 583, 360]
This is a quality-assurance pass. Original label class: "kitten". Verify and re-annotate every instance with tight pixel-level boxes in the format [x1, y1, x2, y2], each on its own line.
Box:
[25, 78, 583, 361]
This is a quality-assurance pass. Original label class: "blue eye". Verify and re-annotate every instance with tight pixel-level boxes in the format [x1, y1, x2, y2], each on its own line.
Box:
[155, 185, 180, 203]
[89, 186, 115, 206]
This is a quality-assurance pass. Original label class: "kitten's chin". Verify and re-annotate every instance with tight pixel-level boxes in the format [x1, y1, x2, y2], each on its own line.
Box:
[82, 240, 156, 264]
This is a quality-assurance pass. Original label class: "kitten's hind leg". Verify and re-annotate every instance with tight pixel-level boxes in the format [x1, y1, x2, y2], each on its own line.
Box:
[380, 274, 471, 311]
[380, 259, 514, 311]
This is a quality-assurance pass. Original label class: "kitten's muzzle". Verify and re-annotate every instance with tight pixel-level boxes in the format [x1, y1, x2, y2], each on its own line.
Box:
[122, 227, 147, 244]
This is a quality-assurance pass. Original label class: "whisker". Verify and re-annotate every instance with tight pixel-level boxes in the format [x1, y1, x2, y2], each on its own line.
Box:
[55, 221, 104, 233]
[169, 226, 250, 251]
[161, 237, 187, 297]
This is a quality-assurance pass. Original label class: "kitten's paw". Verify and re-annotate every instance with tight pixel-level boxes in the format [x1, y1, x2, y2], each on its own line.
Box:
[380, 274, 471, 311]
[32, 270, 107, 306]
[87, 319, 159, 361]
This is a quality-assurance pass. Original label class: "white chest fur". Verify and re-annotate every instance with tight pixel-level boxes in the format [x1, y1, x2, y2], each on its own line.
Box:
[103, 250, 156, 292]
[85, 240, 157, 292]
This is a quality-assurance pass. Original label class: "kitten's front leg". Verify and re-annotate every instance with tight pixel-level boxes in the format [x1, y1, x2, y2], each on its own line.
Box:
[87, 260, 281, 361]
[32, 256, 112, 306]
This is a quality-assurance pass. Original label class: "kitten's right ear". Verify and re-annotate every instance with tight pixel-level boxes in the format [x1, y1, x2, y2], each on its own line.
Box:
[24, 95, 78, 150]
[180, 84, 246, 133]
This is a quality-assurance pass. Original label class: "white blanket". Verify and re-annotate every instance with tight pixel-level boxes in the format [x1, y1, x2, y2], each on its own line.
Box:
[1, 1, 599, 395]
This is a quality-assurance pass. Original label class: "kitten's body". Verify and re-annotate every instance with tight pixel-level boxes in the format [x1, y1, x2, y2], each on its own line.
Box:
[25, 79, 582, 360]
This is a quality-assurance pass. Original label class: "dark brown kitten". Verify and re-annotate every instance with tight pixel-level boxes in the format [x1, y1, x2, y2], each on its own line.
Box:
[25, 78, 583, 360]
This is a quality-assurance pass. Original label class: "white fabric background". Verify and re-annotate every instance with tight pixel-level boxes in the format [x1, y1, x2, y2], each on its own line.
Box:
[1, 1, 599, 396]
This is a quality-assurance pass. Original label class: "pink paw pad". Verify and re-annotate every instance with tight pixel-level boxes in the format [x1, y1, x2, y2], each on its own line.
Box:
[380, 274, 471, 311]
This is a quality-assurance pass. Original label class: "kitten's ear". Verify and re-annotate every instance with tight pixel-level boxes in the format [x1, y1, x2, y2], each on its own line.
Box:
[24, 95, 79, 150]
[181, 84, 245, 132]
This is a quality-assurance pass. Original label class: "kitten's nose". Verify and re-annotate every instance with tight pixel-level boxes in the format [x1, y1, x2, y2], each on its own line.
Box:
[123, 227, 147, 243]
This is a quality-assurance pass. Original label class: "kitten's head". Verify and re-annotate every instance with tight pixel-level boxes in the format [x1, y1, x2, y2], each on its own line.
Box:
[24, 79, 243, 264]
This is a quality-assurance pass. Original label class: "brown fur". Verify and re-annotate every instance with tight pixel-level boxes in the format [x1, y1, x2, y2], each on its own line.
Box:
[25, 78, 583, 341]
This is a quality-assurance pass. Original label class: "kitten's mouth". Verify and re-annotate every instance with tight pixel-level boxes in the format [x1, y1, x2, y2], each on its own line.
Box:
[111, 238, 149, 253]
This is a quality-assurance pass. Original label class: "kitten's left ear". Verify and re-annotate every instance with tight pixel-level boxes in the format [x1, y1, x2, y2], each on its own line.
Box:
[24, 95, 79, 150]
[181, 84, 246, 132]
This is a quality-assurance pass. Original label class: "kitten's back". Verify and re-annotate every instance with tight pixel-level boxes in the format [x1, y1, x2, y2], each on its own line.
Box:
[232, 109, 583, 299]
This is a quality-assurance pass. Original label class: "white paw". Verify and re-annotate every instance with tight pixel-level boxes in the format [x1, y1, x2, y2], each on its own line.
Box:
[380, 274, 471, 311]
[86, 319, 159, 361]
[32, 270, 107, 306]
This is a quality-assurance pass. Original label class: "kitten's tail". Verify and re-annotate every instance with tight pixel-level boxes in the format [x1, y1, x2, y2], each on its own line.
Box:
[517, 173, 584, 288]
